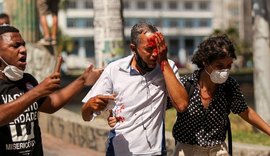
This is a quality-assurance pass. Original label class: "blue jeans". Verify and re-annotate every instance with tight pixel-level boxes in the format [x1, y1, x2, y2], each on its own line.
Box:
[105, 138, 167, 156]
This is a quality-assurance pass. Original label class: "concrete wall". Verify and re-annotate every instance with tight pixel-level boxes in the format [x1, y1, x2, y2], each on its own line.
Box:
[39, 109, 270, 156]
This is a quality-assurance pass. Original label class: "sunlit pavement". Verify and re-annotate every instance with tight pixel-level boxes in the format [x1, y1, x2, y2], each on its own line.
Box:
[42, 132, 104, 156]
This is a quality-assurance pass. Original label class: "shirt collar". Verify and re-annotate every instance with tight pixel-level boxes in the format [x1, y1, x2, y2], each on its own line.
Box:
[117, 54, 160, 76]
[116, 54, 140, 75]
[117, 54, 134, 73]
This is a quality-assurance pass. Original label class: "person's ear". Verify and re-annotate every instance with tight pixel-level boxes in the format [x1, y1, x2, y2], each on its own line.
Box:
[130, 43, 136, 52]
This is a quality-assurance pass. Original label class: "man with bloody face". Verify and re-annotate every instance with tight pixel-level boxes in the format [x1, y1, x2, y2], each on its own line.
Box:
[81, 22, 188, 156]
[131, 26, 168, 72]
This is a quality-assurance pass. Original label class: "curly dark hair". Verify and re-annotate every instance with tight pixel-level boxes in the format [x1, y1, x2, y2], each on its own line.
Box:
[191, 34, 237, 69]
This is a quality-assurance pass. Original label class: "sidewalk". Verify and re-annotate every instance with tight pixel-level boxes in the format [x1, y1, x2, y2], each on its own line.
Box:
[42, 133, 104, 156]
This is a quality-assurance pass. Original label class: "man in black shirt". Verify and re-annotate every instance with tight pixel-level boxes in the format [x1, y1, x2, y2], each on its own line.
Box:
[0, 25, 103, 155]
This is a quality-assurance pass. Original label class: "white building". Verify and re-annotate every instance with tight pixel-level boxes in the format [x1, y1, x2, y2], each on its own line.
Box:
[0, 0, 3, 12]
[58, 0, 246, 67]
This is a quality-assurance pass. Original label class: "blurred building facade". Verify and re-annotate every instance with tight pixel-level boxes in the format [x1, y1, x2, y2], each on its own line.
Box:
[58, 0, 250, 67]
[0, 0, 3, 12]
[0, 0, 250, 67]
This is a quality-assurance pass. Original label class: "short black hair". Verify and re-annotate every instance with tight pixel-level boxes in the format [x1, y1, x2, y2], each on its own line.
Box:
[0, 25, 19, 35]
[191, 34, 237, 69]
[0, 13, 9, 19]
[130, 22, 158, 46]
[0, 13, 10, 25]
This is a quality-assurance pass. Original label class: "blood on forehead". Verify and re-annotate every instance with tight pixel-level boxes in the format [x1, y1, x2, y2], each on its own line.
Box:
[147, 34, 156, 47]
[145, 33, 158, 55]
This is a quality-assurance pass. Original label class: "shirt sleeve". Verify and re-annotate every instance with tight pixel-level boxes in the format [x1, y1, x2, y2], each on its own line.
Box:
[81, 68, 113, 120]
[169, 60, 183, 85]
[82, 69, 113, 103]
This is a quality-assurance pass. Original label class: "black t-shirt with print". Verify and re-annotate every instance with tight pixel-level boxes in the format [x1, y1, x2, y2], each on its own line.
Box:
[0, 73, 45, 156]
[173, 70, 248, 147]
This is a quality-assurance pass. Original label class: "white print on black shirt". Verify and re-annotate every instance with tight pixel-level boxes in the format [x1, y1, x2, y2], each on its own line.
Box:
[1, 93, 39, 149]
[5, 140, 36, 150]
[1, 93, 24, 103]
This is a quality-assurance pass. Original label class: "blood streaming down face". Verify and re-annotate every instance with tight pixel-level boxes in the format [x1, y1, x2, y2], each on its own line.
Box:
[147, 34, 158, 55]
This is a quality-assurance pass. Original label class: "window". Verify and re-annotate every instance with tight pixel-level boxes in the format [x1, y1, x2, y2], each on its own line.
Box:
[152, 19, 162, 27]
[85, 19, 93, 28]
[184, 1, 193, 10]
[123, 1, 130, 9]
[169, 20, 178, 28]
[124, 19, 134, 27]
[185, 38, 195, 55]
[169, 39, 179, 55]
[85, 0, 93, 9]
[199, 19, 209, 27]
[137, 1, 146, 9]
[184, 19, 193, 28]
[67, 1, 77, 9]
[199, 1, 210, 10]
[153, 1, 162, 10]
[67, 18, 77, 28]
[85, 39, 95, 57]
[169, 1, 177, 10]
[71, 40, 79, 55]
[137, 18, 148, 24]
[67, 18, 93, 28]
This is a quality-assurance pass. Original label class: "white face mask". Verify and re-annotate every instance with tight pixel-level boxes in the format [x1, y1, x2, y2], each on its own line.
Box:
[0, 56, 24, 81]
[206, 66, 230, 84]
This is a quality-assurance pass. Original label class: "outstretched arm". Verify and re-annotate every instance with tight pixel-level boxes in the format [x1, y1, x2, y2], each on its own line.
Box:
[39, 56, 103, 113]
[239, 106, 270, 136]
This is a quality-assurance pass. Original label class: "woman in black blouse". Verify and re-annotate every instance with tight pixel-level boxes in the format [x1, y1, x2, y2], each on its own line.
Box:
[173, 34, 270, 156]
[107, 34, 270, 156]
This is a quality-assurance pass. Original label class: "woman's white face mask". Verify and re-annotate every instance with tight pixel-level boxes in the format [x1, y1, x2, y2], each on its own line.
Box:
[0, 56, 24, 81]
[206, 66, 230, 84]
